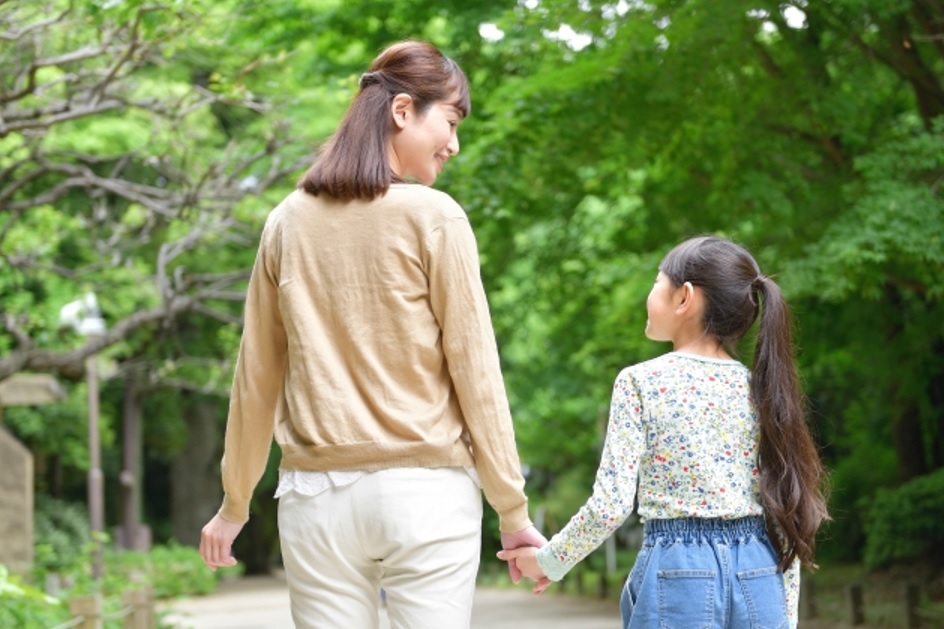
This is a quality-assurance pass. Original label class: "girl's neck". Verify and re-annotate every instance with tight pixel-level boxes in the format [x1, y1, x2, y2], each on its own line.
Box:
[672, 338, 731, 361]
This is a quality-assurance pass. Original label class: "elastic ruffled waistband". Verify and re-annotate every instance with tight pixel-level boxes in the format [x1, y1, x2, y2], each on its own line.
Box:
[643, 517, 766, 542]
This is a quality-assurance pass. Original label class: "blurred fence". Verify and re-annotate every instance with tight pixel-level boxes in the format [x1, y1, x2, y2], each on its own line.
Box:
[49, 587, 154, 629]
[801, 580, 944, 628]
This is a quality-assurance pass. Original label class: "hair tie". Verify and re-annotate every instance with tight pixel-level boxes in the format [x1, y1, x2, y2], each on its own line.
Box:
[752, 275, 766, 290]
[359, 71, 380, 90]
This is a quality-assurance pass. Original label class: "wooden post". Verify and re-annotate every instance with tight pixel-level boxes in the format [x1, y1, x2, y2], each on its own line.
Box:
[69, 594, 103, 629]
[904, 582, 921, 629]
[145, 585, 156, 629]
[86, 352, 105, 581]
[122, 587, 153, 629]
[847, 583, 864, 625]
[573, 566, 584, 595]
[598, 570, 609, 599]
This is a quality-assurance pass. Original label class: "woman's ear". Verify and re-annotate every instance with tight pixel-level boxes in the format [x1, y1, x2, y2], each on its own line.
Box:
[390, 93, 413, 129]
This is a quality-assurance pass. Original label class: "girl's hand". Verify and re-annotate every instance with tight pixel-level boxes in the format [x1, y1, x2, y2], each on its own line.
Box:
[497, 547, 552, 594]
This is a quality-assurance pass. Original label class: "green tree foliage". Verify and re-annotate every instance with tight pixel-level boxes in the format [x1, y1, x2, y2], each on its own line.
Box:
[863, 467, 944, 568]
[0, 0, 310, 381]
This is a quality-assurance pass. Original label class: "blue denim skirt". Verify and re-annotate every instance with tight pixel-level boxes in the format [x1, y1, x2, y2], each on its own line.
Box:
[620, 517, 788, 629]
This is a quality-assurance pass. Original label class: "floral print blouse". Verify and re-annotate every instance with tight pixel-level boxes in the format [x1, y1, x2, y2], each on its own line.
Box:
[535, 352, 800, 627]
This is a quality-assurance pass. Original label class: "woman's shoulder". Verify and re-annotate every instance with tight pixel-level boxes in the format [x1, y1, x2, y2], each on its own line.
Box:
[261, 186, 469, 243]
[386, 183, 466, 218]
[264, 188, 318, 224]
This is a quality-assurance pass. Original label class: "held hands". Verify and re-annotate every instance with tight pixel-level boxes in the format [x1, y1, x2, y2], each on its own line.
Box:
[498, 525, 552, 595]
[497, 546, 552, 594]
[500, 525, 547, 582]
[199, 513, 244, 571]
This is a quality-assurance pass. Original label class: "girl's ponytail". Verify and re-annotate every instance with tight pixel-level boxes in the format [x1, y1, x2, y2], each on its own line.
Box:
[752, 277, 830, 571]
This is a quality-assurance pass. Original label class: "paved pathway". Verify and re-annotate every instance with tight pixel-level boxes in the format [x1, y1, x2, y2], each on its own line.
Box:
[161, 573, 621, 629]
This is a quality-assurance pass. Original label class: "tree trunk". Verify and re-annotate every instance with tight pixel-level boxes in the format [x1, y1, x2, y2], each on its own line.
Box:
[170, 395, 223, 546]
[892, 402, 928, 482]
[878, 13, 944, 127]
[928, 365, 944, 470]
[118, 372, 150, 550]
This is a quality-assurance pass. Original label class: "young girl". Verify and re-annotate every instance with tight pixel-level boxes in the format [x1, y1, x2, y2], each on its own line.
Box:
[200, 40, 544, 629]
[499, 235, 829, 629]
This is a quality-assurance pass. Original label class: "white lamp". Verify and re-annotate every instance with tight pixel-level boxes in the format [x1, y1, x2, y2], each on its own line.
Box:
[59, 292, 106, 337]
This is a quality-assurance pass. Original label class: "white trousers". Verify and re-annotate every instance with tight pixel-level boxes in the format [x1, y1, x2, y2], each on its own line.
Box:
[277, 467, 483, 629]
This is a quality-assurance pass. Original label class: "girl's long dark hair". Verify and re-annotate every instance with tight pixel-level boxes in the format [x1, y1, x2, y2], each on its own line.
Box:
[298, 40, 470, 201]
[660, 235, 829, 571]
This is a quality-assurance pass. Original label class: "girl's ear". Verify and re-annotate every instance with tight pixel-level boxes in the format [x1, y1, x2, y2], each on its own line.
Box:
[675, 281, 696, 313]
[390, 93, 413, 129]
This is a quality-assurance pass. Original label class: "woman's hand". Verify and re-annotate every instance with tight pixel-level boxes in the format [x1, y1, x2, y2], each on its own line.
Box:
[199, 513, 244, 571]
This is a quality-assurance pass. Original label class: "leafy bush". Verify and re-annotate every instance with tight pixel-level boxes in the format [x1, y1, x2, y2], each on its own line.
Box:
[31, 496, 240, 598]
[863, 467, 944, 569]
[33, 496, 91, 575]
[5, 538, 243, 629]
[21, 497, 243, 627]
[40, 542, 242, 600]
[0, 565, 69, 628]
[817, 442, 897, 562]
[106, 541, 242, 598]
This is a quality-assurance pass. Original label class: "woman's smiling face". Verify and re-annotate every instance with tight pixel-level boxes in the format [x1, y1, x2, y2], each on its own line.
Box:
[389, 98, 462, 185]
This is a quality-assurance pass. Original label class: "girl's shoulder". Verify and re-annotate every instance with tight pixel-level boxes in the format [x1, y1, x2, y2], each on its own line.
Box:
[620, 352, 749, 386]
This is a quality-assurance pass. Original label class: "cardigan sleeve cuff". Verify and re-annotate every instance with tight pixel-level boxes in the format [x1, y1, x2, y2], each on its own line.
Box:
[498, 502, 532, 534]
[219, 495, 250, 524]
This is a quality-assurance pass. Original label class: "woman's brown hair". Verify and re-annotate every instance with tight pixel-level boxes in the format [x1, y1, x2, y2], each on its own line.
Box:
[660, 235, 830, 571]
[298, 40, 470, 201]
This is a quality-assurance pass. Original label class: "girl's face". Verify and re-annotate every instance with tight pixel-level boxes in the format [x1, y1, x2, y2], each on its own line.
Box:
[645, 271, 680, 342]
[390, 99, 462, 185]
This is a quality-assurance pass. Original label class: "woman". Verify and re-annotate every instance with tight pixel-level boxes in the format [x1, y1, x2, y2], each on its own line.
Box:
[200, 40, 544, 629]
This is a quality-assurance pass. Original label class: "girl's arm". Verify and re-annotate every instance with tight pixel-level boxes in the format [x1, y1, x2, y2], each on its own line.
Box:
[534, 368, 647, 581]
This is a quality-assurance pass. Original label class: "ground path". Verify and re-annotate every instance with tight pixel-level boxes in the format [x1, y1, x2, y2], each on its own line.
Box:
[161, 572, 861, 629]
[161, 572, 620, 629]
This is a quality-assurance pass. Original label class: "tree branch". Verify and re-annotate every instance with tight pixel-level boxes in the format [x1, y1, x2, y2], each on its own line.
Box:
[0, 296, 197, 381]
[0, 2, 313, 385]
